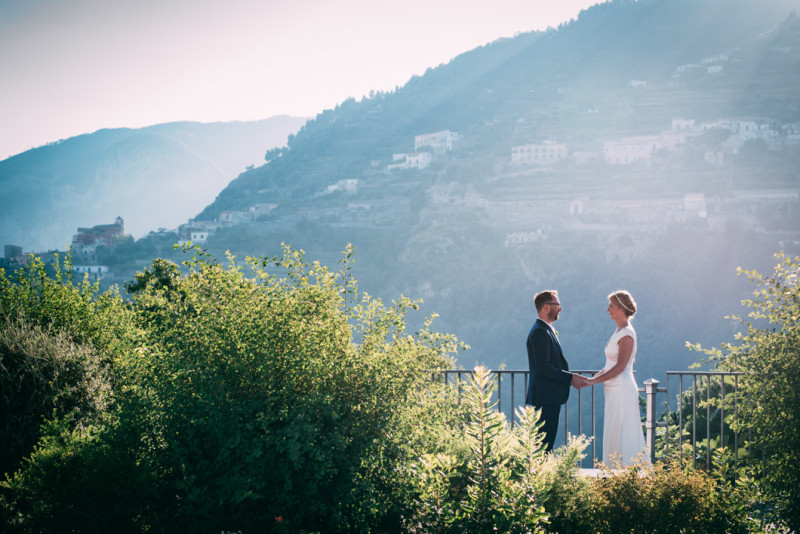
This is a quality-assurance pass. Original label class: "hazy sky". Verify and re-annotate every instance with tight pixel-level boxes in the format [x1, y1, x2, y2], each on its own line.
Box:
[0, 0, 600, 160]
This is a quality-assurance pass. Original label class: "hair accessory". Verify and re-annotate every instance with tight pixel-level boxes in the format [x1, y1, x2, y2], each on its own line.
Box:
[614, 293, 635, 314]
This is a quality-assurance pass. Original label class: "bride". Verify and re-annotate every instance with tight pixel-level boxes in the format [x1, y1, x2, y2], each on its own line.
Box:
[583, 290, 649, 467]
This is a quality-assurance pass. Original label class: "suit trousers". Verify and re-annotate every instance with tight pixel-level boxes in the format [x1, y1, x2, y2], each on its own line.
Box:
[536, 404, 561, 452]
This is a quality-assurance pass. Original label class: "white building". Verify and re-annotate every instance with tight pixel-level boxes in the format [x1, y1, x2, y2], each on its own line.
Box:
[219, 210, 253, 225]
[504, 230, 545, 247]
[324, 179, 359, 194]
[414, 130, 460, 154]
[387, 152, 432, 170]
[700, 118, 778, 141]
[783, 123, 800, 143]
[684, 193, 707, 217]
[511, 141, 568, 166]
[72, 265, 109, 281]
[603, 135, 664, 164]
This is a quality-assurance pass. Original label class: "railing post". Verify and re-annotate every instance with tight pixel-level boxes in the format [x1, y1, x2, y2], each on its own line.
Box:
[644, 378, 659, 464]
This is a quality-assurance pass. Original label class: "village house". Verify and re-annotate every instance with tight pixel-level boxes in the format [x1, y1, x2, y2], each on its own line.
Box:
[71, 265, 110, 281]
[700, 118, 779, 141]
[218, 210, 253, 226]
[71, 216, 125, 259]
[414, 130, 461, 154]
[177, 224, 210, 246]
[388, 152, 432, 170]
[2, 245, 63, 270]
[3, 245, 27, 268]
[684, 193, 708, 218]
[603, 135, 664, 164]
[510, 141, 569, 166]
[387, 130, 460, 171]
[319, 179, 359, 196]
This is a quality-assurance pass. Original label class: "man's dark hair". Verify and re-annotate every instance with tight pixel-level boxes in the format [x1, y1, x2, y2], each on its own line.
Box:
[534, 290, 559, 312]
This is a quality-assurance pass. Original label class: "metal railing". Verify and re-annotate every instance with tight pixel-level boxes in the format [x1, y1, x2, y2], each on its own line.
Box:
[664, 371, 746, 469]
[437, 369, 742, 467]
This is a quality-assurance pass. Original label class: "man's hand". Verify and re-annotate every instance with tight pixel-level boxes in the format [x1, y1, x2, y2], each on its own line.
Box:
[571, 373, 588, 388]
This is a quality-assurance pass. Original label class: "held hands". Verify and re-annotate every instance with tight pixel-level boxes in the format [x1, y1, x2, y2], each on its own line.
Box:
[571, 373, 590, 389]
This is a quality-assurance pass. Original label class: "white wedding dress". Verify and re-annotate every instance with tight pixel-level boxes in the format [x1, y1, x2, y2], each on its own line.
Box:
[601, 325, 649, 466]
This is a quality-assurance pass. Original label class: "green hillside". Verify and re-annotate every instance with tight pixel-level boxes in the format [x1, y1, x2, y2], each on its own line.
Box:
[180, 0, 800, 379]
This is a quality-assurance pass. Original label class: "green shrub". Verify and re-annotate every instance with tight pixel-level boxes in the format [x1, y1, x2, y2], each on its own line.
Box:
[691, 252, 800, 530]
[2, 417, 155, 533]
[3, 245, 465, 532]
[0, 317, 110, 479]
[573, 454, 761, 534]
[0, 255, 135, 357]
[404, 366, 554, 533]
[537, 434, 595, 534]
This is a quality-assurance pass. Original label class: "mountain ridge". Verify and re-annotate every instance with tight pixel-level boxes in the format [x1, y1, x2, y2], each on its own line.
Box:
[196, 0, 800, 222]
[0, 116, 307, 249]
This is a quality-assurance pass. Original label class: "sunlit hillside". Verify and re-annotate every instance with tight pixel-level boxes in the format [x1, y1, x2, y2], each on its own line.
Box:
[3, 0, 800, 381]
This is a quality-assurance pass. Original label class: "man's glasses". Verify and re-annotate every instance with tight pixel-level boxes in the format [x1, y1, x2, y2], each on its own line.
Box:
[546, 302, 562, 308]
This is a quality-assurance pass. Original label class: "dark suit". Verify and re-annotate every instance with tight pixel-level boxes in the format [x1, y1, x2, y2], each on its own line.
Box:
[526, 318, 573, 451]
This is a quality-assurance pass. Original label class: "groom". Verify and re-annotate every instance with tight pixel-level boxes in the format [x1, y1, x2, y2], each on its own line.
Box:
[526, 290, 586, 452]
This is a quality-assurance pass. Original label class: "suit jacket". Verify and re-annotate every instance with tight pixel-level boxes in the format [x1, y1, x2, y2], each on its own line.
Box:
[525, 318, 573, 406]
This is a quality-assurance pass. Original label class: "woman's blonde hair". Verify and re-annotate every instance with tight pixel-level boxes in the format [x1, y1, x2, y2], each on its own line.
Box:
[609, 290, 637, 317]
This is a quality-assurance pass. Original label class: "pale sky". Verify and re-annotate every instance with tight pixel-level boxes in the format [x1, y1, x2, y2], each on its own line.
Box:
[0, 0, 601, 161]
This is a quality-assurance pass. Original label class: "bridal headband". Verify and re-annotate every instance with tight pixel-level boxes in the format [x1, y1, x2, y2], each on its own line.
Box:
[613, 293, 635, 314]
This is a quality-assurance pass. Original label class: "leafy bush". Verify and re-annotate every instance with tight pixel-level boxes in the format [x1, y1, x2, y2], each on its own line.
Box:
[582, 453, 761, 534]
[0, 255, 126, 482]
[0, 248, 784, 533]
[0, 318, 110, 478]
[536, 434, 595, 534]
[2, 245, 465, 532]
[403, 366, 554, 533]
[693, 252, 800, 530]
[2, 417, 155, 533]
[0, 255, 135, 356]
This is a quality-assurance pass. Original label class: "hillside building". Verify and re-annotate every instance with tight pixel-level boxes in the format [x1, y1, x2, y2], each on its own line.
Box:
[700, 118, 779, 141]
[783, 123, 800, 143]
[72, 265, 109, 281]
[684, 193, 708, 217]
[511, 141, 568, 166]
[71, 216, 125, 257]
[388, 152, 432, 170]
[320, 179, 359, 195]
[219, 210, 253, 226]
[414, 130, 461, 154]
[4, 244, 22, 261]
[177, 223, 210, 245]
[604, 135, 664, 164]
[3, 245, 27, 268]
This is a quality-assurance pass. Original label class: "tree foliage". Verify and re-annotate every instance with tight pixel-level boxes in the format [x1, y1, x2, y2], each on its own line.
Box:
[695, 251, 800, 530]
[404, 367, 551, 533]
[1, 245, 464, 532]
[0, 247, 791, 532]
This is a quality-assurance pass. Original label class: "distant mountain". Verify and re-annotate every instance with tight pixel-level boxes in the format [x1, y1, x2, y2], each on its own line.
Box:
[0, 116, 306, 250]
